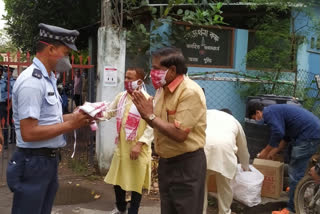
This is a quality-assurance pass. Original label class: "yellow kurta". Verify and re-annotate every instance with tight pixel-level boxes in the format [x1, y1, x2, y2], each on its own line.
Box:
[104, 91, 153, 194]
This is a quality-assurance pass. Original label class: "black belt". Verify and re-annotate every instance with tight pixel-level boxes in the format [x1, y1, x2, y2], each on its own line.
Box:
[17, 147, 60, 158]
[160, 148, 204, 163]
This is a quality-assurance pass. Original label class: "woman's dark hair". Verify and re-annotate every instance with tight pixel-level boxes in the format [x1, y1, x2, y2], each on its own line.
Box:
[247, 102, 264, 118]
[152, 47, 188, 74]
[36, 38, 65, 53]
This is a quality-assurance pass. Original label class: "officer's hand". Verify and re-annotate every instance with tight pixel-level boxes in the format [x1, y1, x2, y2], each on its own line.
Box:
[130, 142, 144, 160]
[70, 111, 93, 129]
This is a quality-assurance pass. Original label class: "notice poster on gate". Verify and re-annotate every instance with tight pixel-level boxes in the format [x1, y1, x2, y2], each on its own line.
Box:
[104, 66, 117, 87]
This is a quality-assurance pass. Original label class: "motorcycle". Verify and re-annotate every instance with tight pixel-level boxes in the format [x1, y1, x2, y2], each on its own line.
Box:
[294, 154, 320, 214]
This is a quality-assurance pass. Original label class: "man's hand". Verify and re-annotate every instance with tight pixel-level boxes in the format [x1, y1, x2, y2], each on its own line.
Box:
[0, 132, 3, 153]
[241, 165, 250, 171]
[309, 166, 320, 184]
[130, 142, 144, 160]
[267, 147, 280, 160]
[70, 111, 94, 129]
[257, 144, 275, 159]
[132, 91, 153, 120]
[257, 148, 270, 159]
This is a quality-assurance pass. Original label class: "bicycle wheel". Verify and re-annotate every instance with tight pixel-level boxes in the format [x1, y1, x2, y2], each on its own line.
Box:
[294, 175, 320, 214]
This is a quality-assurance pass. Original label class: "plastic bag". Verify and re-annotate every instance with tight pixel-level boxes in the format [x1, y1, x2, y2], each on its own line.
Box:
[232, 164, 264, 207]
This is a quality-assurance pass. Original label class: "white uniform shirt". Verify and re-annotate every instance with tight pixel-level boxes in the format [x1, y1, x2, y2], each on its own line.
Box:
[12, 57, 65, 148]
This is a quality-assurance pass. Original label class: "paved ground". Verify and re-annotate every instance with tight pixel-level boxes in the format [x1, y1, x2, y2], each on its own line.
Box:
[0, 182, 288, 214]
[0, 176, 161, 214]
[0, 144, 288, 214]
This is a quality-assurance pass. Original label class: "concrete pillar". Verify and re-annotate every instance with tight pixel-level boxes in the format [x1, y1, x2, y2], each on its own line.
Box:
[96, 26, 126, 173]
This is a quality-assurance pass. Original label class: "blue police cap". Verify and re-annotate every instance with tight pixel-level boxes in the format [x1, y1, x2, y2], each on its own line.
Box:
[39, 23, 79, 51]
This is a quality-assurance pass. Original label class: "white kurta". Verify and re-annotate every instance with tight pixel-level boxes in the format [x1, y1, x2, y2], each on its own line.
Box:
[205, 110, 250, 179]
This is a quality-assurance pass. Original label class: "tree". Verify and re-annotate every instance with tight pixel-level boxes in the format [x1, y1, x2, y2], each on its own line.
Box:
[236, 0, 320, 116]
[3, 0, 101, 53]
[0, 29, 16, 53]
[123, 0, 227, 69]
[4, 0, 228, 54]
[238, 0, 320, 96]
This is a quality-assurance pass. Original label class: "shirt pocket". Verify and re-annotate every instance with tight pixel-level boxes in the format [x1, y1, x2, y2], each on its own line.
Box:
[42, 93, 60, 119]
[166, 109, 176, 123]
[45, 94, 58, 106]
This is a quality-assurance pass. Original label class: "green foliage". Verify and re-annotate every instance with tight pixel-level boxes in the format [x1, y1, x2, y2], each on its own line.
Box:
[246, 14, 293, 70]
[239, 0, 320, 100]
[3, 0, 101, 53]
[0, 29, 17, 61]
[125, 0, 227, 69]
[180, 2, 227, 26]
[72, 50, 90, 64]
[0, 29, 16, 52]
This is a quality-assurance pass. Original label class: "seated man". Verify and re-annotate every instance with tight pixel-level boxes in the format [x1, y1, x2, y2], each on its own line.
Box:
[203, 109, 250, 214]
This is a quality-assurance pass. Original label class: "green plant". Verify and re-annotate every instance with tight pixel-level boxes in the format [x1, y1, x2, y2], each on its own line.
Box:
[3, 0, 101, 53]
[238, 0, 320, 99]
[124, 0, 227, 70]
[180, 2, 227, 26]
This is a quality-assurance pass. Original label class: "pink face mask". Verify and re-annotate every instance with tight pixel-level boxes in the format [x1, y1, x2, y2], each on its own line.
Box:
[150, 69, 168, 89]
[124, 79, 141, 94]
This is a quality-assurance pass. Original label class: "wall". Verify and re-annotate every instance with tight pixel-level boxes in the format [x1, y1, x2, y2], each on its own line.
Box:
[96, 26, 126, 172]
[294, 6, 320, 97]
[187, 29, 248, 121]
[149, 21, 249, 122]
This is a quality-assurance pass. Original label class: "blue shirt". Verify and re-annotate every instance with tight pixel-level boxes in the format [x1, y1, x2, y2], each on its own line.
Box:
[0, 74, 14, 102]
[12, 57, 66, 148]
[263, 104, 320, 147]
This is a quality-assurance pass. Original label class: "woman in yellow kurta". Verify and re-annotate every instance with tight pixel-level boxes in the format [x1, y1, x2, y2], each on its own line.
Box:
[104, 68, 153, 214]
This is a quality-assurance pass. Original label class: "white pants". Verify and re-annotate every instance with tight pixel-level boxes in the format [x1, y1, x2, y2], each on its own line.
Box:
[203, 170, 233, 214]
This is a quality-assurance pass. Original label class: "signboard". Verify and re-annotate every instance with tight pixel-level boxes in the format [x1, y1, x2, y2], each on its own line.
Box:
[173, 23, 235, 68]
[104, 66, 117, 87]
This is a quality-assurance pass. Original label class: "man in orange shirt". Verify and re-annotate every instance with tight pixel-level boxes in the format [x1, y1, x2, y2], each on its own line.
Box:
[132, 47, 207, 214]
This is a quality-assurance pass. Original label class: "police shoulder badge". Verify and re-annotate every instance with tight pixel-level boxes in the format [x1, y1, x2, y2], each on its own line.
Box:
[32, 69, 42, 79]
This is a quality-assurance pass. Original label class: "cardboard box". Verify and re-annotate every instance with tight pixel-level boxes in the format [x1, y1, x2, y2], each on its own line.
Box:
[253, 158, 284, 199]
[207, 174, 217, 193]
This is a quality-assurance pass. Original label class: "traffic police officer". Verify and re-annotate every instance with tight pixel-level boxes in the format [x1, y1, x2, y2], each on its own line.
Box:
[7, 23, 93, 214]
[0, 65, 9, 149]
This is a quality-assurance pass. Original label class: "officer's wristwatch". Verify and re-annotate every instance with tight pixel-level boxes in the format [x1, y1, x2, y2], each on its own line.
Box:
[148, 114, 156, 122]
